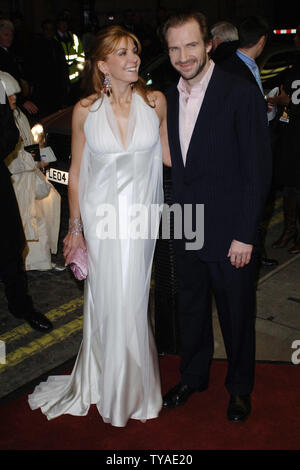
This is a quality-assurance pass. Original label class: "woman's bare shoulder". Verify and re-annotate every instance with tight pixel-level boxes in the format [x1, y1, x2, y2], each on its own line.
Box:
[74, 94, 99, 112]
[72, 94, 100, 125]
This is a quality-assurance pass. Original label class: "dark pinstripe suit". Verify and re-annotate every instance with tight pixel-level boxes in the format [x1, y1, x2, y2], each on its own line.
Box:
[166, 64, 272, 395]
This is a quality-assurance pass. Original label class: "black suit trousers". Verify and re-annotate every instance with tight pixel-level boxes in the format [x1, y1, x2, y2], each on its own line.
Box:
[175, 249, 257, 396]
[0, 256, 34, 319]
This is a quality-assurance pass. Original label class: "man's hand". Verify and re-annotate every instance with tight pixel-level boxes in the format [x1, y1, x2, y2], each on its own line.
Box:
[23, 100, 39, 114]
[267, 85, 290, 107]
[227, 240, 253, 268]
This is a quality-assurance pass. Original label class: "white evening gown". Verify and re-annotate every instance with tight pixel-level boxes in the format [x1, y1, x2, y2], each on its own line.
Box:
[28, 92, 164, 427]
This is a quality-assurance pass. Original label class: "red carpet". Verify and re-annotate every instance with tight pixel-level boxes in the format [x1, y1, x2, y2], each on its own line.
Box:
[0, 356, 299, 450]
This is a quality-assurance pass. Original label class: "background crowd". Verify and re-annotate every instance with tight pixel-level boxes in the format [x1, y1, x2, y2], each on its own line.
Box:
[0, 8, 169, 122]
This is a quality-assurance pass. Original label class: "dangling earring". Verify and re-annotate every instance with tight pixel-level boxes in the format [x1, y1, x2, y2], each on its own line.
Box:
[103, 73, 112, 97]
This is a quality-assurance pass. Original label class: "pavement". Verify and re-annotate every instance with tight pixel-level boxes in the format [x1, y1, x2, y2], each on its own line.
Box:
[213, 254, 300, 363]
[0, 187, 299, 403]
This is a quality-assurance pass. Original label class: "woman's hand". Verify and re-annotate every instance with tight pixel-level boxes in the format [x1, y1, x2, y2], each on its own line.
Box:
[63, 232, 86, 266]
[36, 160, 49, 169]
[150, 90, 172, 167]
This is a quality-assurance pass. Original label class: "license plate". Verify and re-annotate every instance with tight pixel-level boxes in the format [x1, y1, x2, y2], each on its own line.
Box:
[46, 168, 69, 185]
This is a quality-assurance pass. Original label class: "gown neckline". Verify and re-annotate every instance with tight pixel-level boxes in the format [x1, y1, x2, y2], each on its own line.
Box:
[104, 92, 137, 152]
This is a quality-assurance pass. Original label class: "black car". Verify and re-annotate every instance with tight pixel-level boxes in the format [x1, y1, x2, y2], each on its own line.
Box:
[41, 106, 72, 186]
[257, 42, 300, 91]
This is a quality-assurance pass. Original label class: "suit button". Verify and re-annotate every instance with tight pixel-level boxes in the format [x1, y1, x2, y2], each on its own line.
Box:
[184, 178, 190, 186]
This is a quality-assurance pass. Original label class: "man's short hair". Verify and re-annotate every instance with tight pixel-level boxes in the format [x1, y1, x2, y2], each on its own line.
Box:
[211, 21, 238, 43]
[0, 18, 14, 32]
[238, 16, 269, 48]
[161, 10, 211, 47]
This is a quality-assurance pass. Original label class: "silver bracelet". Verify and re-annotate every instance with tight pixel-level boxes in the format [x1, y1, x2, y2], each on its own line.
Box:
[69, 217, 83, 235]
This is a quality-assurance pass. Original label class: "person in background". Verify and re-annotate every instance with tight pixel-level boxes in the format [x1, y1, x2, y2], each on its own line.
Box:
[54, 16, 85, 104]
[9, 12, 31, 69]
[26, 19, 69, 118]
[0, 18, 38, 116]
[219, 16, 268, 92]
[82, 14, 99, 56]
[0, 76, 52, 332]
[130, 11, 157, 62]
[219, 16, 278, 268]
[1, 71, 62, 272]
[156, 7, 169, 27]
[122, 9, 134, 31]
[268, 24, 300, 254]
[210, 21, 239, 63]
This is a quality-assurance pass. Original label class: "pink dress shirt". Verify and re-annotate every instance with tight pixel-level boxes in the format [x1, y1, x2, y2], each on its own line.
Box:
[177, 60, 215, 165]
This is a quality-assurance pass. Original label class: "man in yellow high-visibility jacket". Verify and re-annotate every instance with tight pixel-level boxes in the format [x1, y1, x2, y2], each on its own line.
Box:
[54, 18, 85, 102]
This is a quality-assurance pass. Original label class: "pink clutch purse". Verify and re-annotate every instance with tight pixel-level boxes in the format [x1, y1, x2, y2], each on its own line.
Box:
[69, 247, 88, 280]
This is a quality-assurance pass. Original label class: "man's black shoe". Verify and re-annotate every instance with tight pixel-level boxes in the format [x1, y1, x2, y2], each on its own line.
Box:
[260, 257, 278, 267]
[227, 394, 251, 422]
[163, 382, 197, 409]
[27, 312, 53, 332]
